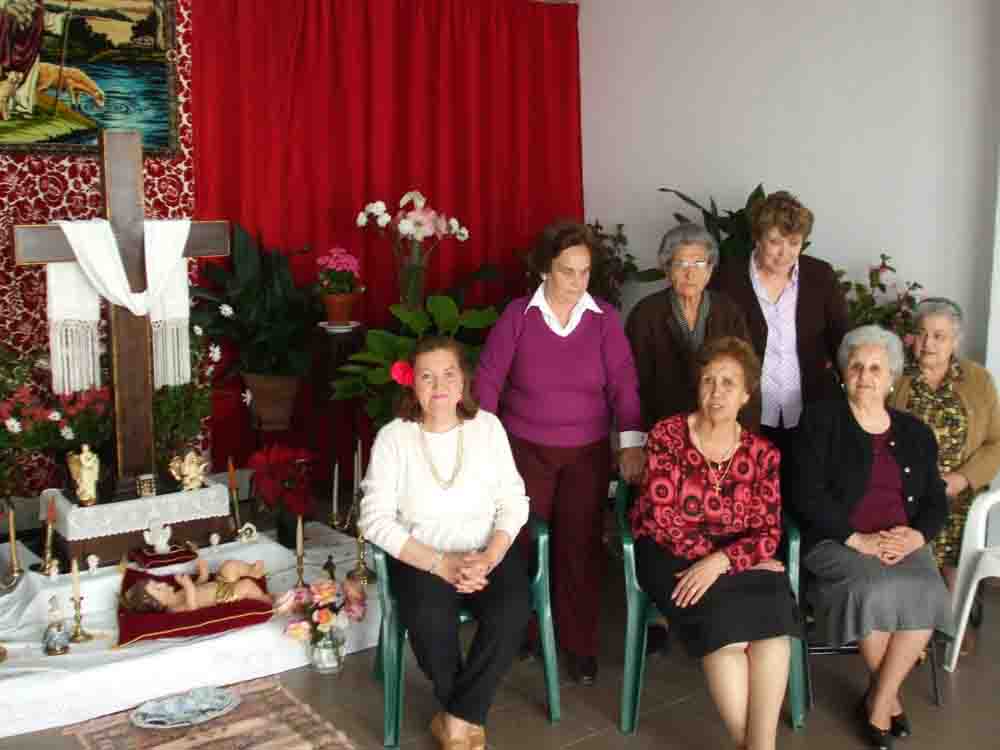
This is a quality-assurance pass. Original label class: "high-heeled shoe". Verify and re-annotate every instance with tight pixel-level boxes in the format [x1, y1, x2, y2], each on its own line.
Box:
[856, 696, 894, 749]
[890, 712, 911, 738]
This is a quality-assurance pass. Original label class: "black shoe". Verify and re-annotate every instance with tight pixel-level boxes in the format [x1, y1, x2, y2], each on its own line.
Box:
[645, 625, 671, 656]
[568, 654, 597, 686]
[857, 697, 894, 750]
[890, 712, 911, 738]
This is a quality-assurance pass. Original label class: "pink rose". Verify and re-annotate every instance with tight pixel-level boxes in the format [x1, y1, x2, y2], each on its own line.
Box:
[390, 361, 414, 388]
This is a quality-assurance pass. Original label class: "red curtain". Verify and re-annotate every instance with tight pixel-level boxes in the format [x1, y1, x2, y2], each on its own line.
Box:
[191, 0, 583, 470]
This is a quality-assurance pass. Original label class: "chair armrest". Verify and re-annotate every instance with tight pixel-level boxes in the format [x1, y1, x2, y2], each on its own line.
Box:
[371, 543, 394, 615]
[614, 478, 642, 595]
[783, 513, 802, 603]
[527, 515, 549, 588]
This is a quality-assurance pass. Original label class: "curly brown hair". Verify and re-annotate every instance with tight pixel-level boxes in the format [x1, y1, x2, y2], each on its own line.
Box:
[123, 580, 167, 613]
[750, 190, 814, 243]
[395, 337, 479, 422]
[695, 336, 762, 396]
[529, 220, 602, 275]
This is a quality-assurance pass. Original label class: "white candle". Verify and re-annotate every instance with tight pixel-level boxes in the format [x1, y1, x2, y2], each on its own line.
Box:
[296, 514, 304, 558]
[332, 462, 339, 519]
[71, 557, 81, 601]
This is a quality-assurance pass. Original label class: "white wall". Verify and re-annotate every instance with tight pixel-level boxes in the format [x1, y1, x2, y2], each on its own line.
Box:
[580, 0, 1000, 361]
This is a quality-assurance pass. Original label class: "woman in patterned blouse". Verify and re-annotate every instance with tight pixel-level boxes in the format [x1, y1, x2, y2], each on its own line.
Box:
[889, 298, 1000, 652]
[631, 336, 800, 750]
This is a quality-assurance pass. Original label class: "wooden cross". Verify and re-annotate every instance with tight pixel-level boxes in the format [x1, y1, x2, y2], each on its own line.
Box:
[13, 131, 230, 492]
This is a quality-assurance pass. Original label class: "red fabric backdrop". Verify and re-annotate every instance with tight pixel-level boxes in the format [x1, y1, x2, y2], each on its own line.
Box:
[191, 0, 584, 472]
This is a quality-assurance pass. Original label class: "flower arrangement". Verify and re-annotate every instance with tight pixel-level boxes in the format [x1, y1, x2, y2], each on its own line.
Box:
[316, 247, 364, 295]
[836, 254, 923, 342]
[247, 443, 315, 516]
[356, 190, 470, 308]
[0, 384, 112, 455]
[283, 577, 368, 645]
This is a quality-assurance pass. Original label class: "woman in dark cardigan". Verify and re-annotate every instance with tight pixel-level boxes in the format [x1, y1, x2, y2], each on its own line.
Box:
[789, 325, 949, 750]
[627, 223, 758, 432]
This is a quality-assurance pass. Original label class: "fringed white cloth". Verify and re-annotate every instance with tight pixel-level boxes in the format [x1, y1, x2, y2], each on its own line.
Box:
[47, 219, 193, 394]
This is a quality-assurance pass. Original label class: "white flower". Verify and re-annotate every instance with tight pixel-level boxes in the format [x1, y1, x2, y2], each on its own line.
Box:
[372, 200, 387, 215]
[356, 211, 368, 227]
[376, 212, 391, 228]
[209, 344, 222, 362]
[219, 304, 234, 318]
[448, 217, 460, 233]
[242, 389, 253, 406]
[399, 190, 427, 210]
[456, 227, 470, 242]
[364, 202, 377, 214]
[36, 357, 50, 370]
[193, 325, 203, 336]
[48, 411, 62, 422]
[205, 365, 215, 377]
[4, 418, 21, 434]
[60, 425, 75, 441]
[397, 218, 415, 237]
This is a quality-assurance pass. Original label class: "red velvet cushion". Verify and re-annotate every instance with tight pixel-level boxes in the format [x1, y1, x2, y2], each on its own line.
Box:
[117, 567, 273, 648]
[129, 546, 198, 568]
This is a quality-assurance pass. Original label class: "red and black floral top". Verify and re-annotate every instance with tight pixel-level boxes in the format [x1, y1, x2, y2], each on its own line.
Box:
[630, 413, 783, 572]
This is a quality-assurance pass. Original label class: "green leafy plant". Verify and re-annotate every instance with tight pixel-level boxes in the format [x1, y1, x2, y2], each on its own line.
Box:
[586, 221, 640, 309]
[659, 184, 769, 267]
[332, 295, 498, 428]
[191, 225, 321, 377]
[836, 254, 923, 340]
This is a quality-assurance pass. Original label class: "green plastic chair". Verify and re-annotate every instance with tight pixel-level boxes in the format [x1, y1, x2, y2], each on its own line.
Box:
[371, 516, 561, 748]
[614, 479, 808, 734]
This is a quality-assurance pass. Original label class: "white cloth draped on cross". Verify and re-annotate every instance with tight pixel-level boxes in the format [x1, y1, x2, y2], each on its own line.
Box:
[46, 218, 193, 394]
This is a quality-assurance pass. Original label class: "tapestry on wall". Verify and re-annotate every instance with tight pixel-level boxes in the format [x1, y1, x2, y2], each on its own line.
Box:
[0, 0, 178, 154]
[0, 0, 195, 495]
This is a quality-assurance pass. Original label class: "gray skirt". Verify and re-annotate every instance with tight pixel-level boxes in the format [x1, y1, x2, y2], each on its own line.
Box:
[803, 541, 951, 646]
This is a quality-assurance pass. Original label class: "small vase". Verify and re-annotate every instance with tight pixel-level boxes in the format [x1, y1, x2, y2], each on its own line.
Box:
[310, 628, 346, 675]
[322, 292, 361, 323]
[398, 258, 426, 310]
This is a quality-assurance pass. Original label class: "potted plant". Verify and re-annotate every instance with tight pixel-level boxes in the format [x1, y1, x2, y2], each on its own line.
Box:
[192, 225, 321, 431]
[315, 246, 365, 323]
[356, 191, 470, 310]
[836, 254, 923, 341]
[247, 443, 315, 548]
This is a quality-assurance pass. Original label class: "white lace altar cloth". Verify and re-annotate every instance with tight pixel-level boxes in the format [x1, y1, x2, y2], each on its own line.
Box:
[39, 481, 230, 541]
[0, 529, 380, 738]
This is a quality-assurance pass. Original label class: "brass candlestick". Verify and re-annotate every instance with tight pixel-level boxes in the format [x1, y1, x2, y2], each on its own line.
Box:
[30, 518, 55, 573]
[2, 499, 24, 590]
[295, 550, 305, 588]
[295, 514, 305, 587]
[69, 596, 94, 643]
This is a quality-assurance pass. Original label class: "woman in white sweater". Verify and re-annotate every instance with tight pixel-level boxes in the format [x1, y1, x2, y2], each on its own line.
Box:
[359, 336, 530, 750]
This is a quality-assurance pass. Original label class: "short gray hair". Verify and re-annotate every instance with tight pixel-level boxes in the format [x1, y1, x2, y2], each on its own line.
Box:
[657, 224, 719, 270]
[837, 325, 905, 379]
[914, 297, 964, 341]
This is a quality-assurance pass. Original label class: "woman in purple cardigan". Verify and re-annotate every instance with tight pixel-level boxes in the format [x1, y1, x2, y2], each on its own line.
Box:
[475, 221, 643, 686]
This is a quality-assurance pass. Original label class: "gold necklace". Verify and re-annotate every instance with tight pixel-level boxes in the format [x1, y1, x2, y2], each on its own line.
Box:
[692, 421, 740, 493]
[419, 420, 464, 489]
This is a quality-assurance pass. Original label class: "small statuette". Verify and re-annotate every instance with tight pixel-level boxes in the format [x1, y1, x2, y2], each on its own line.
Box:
[237, 522, 258, 543]
[46, 559, 60, 580]
[143, 522, 173, 555]
[209, 532, 221, 547]
[136, 473, 157, 497]
[86, 554, 99, 574]
[323, 554, 337, 582]
[66, 443, 99, 506]
[168, 450, 210, 491]
[43, 596, 70, 655]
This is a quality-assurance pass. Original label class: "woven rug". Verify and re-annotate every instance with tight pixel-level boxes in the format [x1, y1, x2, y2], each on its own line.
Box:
[63, 678, 358, 750]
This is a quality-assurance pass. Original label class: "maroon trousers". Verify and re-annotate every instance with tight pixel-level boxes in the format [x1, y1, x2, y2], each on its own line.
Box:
[509, 434, 611, 658]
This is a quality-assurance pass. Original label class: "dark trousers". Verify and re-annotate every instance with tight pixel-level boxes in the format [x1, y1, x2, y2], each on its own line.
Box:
[759, 422, 797, 496]
[509, 435, 611, 658]
[389, 551, 531, 725]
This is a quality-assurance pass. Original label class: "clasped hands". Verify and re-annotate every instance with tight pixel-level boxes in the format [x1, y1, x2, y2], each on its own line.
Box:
[670, 551, 785, 608]
[847, 526, 924, 565]
[435, 550, 498, 593]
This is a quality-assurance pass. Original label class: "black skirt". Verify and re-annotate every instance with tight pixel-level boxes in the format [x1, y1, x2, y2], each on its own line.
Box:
[635, 536, 802, 658]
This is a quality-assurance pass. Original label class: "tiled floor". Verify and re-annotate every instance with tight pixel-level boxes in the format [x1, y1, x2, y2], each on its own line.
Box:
[4, 573, 998, 749]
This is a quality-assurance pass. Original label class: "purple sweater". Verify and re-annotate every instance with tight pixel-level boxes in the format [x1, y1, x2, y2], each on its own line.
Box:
[475, 296, 642, 447]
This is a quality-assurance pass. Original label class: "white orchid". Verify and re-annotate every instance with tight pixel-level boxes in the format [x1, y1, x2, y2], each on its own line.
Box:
[47, 411, 62, 422]
[364, 202, 377, 214]
[4, 417, 21, 434]
[193, 325, 203, 336]
[372, 200, 387, 215]
[355, 211, 368, 227]
[376, 212, 391, 228]
[397, 218, 416, 237]
[219, 304, 234, 318]
[242, 389, 253, 406]
[448, 217, 460, 233]
[60, 425, 75, 441]
[209, 344, 222, 362]
[456, 227, 470, 242]
[399, 190, 427, 210]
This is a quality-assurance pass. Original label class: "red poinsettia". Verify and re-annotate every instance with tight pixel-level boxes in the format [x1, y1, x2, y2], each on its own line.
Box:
[247, 444, 315, 516]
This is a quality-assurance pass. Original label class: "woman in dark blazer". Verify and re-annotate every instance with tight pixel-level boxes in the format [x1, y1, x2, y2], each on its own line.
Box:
[789, 325, 949, 749]
[717, 190, 849, 460]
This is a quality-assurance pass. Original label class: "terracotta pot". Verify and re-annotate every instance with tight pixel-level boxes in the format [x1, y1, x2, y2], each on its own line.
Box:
[322, 293, 362, 323]
[242, 373, 301, 431]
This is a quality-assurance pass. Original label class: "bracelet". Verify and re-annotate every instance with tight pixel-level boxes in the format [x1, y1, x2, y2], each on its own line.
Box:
[428, 551, 445, 575]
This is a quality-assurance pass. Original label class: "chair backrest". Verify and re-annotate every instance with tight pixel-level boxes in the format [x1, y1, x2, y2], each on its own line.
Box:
[987, 495, 1000, 548]
[950, 488, 1000, 619]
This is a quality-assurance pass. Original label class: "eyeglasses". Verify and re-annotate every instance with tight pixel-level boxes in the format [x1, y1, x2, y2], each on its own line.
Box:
[671, 259, 710, 270]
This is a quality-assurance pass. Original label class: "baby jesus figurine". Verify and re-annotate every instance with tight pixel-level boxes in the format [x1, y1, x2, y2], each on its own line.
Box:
[124, 558, 274, 613]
